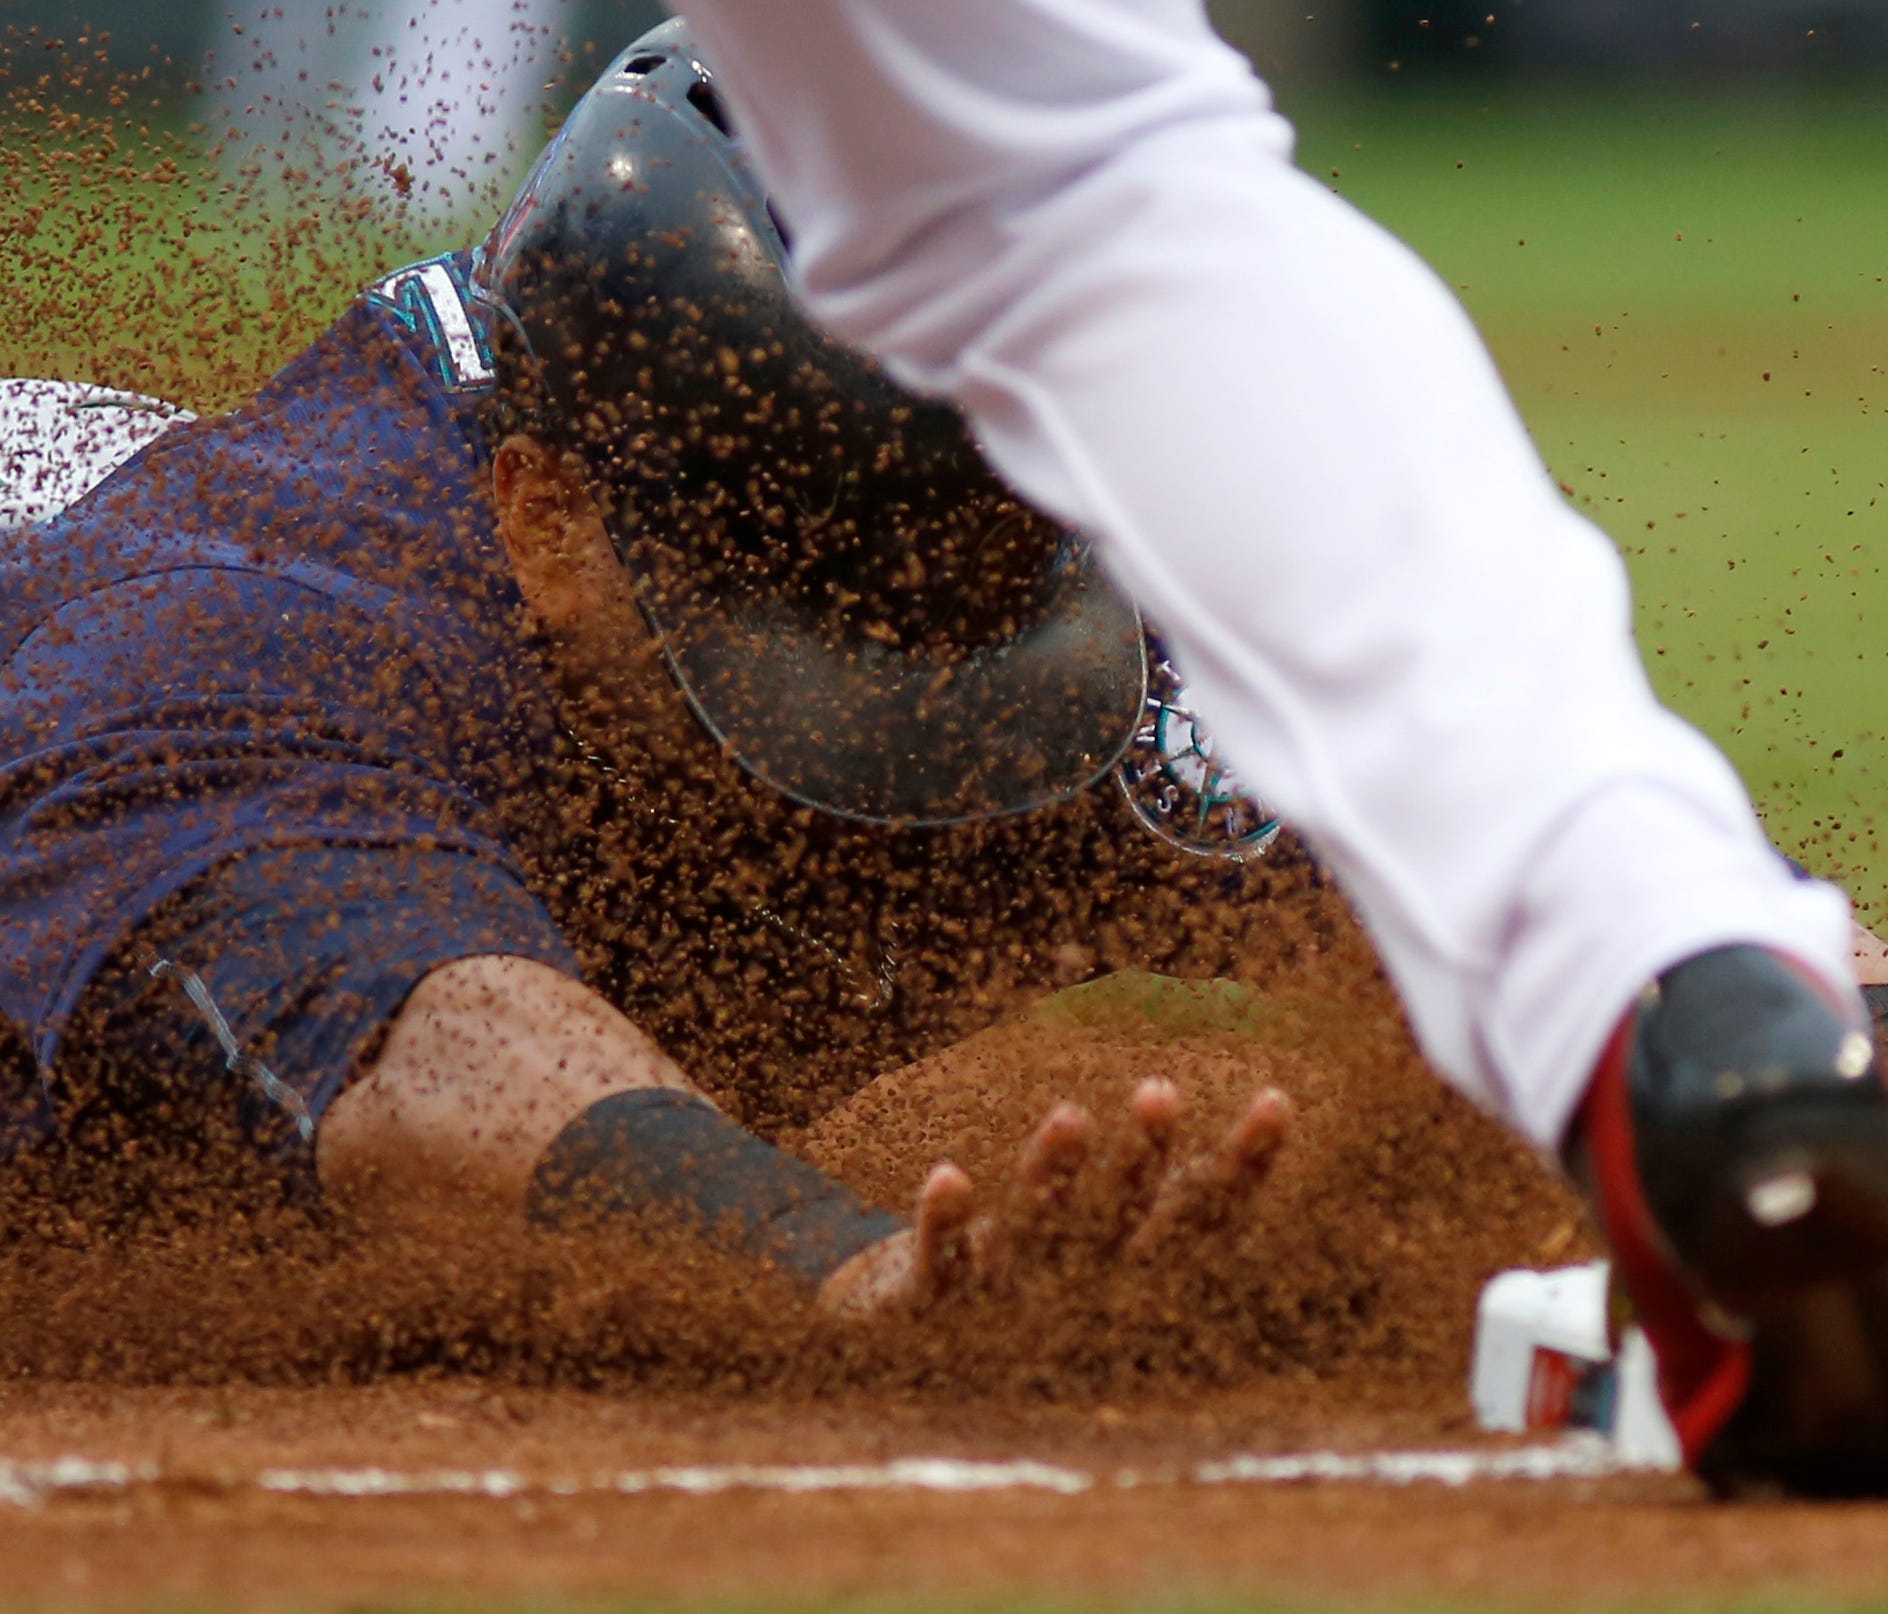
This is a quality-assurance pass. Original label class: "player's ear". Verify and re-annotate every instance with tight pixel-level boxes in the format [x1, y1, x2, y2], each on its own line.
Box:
[491, 433, 565, 558]
[492, 433, 620, 630]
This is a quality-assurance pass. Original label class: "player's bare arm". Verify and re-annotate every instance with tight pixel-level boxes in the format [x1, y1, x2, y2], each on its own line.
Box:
[318, 954, 696, 1233]
[323, 947, 1289, 1315]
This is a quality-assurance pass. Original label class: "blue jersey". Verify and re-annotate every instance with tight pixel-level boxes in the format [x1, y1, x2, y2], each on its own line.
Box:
[0, 251, 573, 1083]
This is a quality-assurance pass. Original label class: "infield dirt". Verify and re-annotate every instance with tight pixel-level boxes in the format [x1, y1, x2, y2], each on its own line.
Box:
[0, 983, 1873, 1614]
[0, 934, 1874, 1614]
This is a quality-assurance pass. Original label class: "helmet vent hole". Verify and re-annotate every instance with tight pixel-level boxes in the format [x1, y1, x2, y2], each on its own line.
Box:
[765, 201, 795, 253]
[687, 80, 736, 137]
[620, 53, 665, 77]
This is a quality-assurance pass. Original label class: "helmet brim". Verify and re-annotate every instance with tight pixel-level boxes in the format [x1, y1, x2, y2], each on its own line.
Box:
[647, 545, 1145, 827]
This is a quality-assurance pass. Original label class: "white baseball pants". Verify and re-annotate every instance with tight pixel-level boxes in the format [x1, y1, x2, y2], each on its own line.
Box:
[668, 0, 1854, 1146]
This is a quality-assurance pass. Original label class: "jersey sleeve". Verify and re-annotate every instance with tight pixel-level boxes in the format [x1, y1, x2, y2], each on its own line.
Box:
[0, 264, 573, 1114]
[60, 841, 579, 1166]
[0, 558, 566, 1079]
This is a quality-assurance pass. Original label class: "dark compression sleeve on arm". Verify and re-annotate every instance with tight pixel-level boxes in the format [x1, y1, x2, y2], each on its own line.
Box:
[525, 1089, 906, 1286]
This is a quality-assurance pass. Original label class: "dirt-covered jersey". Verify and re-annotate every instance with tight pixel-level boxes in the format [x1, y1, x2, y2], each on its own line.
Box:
[0, 250, 576, 1097]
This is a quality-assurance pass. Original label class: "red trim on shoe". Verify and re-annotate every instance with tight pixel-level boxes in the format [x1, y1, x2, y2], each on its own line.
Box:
[1577, 1009, 1753, 1468]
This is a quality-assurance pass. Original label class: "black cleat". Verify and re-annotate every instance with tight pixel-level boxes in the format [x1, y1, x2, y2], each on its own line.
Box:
[1570, 946, 1888, 1496]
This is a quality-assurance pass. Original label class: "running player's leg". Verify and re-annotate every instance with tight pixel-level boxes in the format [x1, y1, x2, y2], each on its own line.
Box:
[665, 0, 1851, 1144]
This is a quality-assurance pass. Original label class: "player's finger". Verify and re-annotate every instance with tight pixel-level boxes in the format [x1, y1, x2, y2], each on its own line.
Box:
[909, 1160, 979, 1301]
[1131, 1077, 1185, 1150]
[1208, 1087, 1290, 1191]
[1014, 1102, 1096, 1199]
[1091, 1078, 1184, 1246]
[1125, 1088, 1290, 1259]
[973, 1103, 1097, 1281]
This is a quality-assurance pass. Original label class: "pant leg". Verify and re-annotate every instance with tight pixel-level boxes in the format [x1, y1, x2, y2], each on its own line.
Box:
[667, 0, 1853, 1146]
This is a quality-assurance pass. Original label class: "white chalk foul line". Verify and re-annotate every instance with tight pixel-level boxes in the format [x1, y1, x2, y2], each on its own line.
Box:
[0, 1436, 1657, 1510]
[1191, 1439, 1643, 1487]
[0, 1458, 154, 1511]
[257, 1458, 1097, 1500]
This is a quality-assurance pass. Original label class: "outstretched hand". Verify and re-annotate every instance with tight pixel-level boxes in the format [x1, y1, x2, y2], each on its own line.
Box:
[817, 1079, 1289, 1318]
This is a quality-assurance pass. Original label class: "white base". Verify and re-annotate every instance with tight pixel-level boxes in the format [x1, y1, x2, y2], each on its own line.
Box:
[1472, 1262, 1681, 1471]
